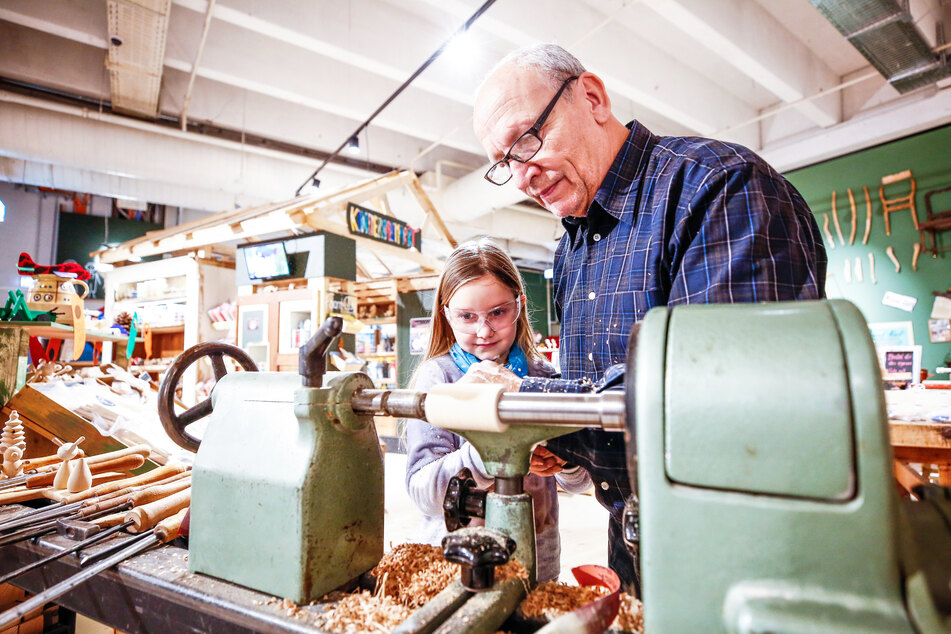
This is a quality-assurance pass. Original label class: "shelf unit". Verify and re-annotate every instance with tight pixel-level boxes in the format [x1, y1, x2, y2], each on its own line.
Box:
[102, 255, 235, 403]
[236, 276, 356, 372]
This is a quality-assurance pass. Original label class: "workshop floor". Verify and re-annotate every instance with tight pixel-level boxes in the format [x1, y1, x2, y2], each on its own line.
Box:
[383, 452, 610, 584]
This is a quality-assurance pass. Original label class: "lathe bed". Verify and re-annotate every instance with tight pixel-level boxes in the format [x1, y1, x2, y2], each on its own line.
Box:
[0, 506, 341, 634]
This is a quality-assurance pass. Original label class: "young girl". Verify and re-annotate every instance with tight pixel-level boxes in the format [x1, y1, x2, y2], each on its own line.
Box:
[404, 238, 590, 582]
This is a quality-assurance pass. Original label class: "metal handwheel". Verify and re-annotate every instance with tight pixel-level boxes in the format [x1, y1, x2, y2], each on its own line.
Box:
[157, 342, 258, 452]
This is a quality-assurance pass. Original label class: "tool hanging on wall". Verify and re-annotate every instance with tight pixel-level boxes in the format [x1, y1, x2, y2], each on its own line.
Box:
[843, 259, 852, 284]
[863, 186, 872, 245]
[879, 170, 918, 236]
[831, 190, 845, 245]
[912, 243, 921, 271]
[854, 257, 863, 283]
[823, 214, 836, 249]
[848, 188, 857, 245]
[886, 246, 901, 273]
[869, 253, 877, 284]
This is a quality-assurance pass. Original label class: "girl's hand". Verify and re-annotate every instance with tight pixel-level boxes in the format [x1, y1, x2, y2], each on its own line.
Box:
[457, 361, 523, 393]
[530, 445, 566, 476]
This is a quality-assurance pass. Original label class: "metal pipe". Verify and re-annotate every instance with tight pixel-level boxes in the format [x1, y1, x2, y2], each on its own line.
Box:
[350, 389, 625, 431]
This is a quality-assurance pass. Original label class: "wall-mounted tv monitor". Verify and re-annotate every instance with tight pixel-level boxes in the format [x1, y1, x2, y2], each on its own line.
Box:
[244, 242, 290, 280]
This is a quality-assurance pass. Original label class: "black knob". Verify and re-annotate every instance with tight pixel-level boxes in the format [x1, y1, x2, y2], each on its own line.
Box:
[443, 468, 487, 532]
[442, 527, 516, 591]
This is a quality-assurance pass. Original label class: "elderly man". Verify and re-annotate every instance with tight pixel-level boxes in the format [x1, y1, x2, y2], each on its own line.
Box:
[469, 44, 827, 591]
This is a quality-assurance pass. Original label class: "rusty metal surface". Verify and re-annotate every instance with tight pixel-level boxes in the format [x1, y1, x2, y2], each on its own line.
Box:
[0, 505, 339, 633]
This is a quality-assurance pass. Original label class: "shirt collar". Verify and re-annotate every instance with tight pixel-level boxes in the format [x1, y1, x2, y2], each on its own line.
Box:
[562, 121, 657, 248]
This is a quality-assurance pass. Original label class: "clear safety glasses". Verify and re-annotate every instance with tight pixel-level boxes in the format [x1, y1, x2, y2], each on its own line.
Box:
[443, 297, 521, 334]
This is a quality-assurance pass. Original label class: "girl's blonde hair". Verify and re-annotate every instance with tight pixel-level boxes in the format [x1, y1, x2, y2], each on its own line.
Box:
[424, 237, 543, 366]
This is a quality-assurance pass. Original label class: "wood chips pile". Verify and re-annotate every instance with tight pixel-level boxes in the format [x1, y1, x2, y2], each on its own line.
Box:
[370, 543, 459, 609]
[318, 591, 412, 634]
[519, 582, 644, 633]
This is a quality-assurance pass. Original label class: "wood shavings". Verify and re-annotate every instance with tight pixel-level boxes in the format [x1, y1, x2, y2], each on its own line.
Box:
[371, 543, 458, 608]
[613, 592, 644, 632]
[519, 581, 609, 620]
[319, 591, 411, 633]
[519, 583, 644, 633]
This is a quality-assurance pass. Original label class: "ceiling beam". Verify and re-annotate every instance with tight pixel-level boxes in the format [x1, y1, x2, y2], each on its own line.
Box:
[644, 0, 840, 128]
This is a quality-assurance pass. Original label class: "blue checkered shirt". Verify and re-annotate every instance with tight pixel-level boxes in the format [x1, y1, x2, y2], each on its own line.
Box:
[536, 120, 827, 529]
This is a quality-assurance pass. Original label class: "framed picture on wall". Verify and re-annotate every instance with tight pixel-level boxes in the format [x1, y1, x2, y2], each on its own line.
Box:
[878, 345, 922, 383]
[867, 321, 915, 347]
[928, 318, 951, 343]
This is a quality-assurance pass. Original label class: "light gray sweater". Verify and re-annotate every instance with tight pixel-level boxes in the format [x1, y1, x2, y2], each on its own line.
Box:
[404, 354, 592, 582]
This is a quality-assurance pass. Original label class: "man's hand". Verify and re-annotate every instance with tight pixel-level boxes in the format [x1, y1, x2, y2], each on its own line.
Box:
[457, 361, 524, 393]
[530, 445, 566, 476]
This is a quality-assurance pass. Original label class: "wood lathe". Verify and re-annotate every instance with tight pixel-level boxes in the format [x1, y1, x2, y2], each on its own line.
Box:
[145, 300, 951, 633]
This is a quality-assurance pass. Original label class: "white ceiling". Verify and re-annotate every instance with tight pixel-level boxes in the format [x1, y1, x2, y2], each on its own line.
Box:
[1, 0, 950, 271]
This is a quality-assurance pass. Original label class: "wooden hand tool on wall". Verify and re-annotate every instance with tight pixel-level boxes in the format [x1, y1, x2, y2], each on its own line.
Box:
[848, 188, 857, 245]
[832, 190, 845, 245]
[823, 214, 836, 249]
[886, 246, 901, 273]
[869, 253, 877, 284]
[863, 186, 872, 245]
[912, 243, 921, 271]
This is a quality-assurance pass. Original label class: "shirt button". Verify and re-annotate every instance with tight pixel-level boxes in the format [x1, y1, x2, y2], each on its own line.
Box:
[600, 481, 609, 490]
[588, 352, 593, 361]
[593, 233, 601, 242]
[588, 291, 596, 300]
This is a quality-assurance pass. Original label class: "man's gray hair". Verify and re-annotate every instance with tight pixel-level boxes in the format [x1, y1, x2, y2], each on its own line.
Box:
[487, 44, 586, 93]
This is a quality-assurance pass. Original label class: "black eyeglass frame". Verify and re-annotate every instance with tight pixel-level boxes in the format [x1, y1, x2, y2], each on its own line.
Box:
[483, 75, 579, 186]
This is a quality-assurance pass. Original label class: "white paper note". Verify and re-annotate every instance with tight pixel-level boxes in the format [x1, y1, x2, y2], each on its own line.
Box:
[882, 291, 917, 312]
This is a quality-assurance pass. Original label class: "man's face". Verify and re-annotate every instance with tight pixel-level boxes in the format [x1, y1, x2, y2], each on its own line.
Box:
[474, 67, 602, 219]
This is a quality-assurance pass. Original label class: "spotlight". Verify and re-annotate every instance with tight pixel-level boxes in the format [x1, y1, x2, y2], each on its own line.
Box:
[347, 136, 360, 155]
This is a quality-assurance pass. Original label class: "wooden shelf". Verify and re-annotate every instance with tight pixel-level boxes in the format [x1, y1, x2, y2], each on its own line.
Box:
[148, 324, 185, 334]
[0, 321, 142, 343]
[114, 295, 187, 306]
[363, 352, 396, 359]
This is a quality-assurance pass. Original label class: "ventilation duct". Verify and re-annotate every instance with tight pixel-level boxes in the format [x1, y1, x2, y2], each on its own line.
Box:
[106, 0, 172, 117]
[810, 0, 950, 93]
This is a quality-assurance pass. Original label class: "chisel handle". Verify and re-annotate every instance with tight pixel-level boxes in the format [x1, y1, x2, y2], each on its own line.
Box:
[85, 444, 152, 466]
[155, 508, 189, 543]
[59, 463, 187, 504]
[78, 477, 190, 517]
[22, 450, 85, 470]
[124, 488, 191, 533]
[87, 471, 191, 506]
[128, 478, 192, 508]
[25, 454, 146, 489]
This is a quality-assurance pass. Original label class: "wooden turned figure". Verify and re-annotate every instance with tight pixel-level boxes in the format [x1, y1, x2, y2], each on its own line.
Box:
[2, 447, 24, 478]
[66, 456, 93, 493]
[53, 436, 84, 490]
[0, 410, 26, 456]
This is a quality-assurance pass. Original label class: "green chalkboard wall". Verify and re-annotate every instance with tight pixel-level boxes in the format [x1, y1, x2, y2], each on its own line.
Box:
[56, 212, 163, 299]
[521, 269, 551, 338]
[785, 124, 951, 372]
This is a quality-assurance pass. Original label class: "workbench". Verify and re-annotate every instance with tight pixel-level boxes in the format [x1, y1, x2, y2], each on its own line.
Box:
[888, 387, 951, 487]
[0, 505, 341, 634]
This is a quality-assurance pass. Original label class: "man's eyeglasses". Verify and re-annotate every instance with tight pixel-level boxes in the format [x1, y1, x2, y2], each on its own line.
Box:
[484, 75, 579, 186]
[444, 297, 521, 334]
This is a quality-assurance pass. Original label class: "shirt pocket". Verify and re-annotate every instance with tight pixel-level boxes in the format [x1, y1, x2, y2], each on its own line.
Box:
[593, 290, 663, 362]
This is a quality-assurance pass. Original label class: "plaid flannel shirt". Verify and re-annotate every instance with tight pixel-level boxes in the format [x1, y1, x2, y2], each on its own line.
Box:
[530, 121, 826, 582]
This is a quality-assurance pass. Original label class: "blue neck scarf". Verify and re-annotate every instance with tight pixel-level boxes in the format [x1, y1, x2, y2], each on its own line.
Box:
[449, 342, 529, 378]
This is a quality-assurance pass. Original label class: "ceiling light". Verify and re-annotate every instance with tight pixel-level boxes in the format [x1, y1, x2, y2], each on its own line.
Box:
[347, 136, 360, 155]
[0, 199, 5, 222]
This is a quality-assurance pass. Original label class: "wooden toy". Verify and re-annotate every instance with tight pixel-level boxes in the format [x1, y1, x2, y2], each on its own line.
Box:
[66, 456, 93, 493]
[0, 410, 26, 456]
[52, 436, 85, 490]
[2, 447, 24, 478]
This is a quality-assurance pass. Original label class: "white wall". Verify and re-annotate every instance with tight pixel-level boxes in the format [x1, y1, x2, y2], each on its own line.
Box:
[0, 181, 59, 294]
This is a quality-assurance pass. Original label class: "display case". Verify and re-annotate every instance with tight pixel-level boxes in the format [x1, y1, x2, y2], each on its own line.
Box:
[102, 255, 236, 403]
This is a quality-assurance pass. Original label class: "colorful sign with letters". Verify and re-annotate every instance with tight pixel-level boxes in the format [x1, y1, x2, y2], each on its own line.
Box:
[347, 202, 420, 250]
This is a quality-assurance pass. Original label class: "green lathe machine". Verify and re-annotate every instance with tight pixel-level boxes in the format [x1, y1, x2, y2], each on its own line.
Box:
[159, 299, 951, 633]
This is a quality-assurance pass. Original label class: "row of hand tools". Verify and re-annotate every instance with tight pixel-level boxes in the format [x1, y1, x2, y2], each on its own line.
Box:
[0, 444, 191, 630]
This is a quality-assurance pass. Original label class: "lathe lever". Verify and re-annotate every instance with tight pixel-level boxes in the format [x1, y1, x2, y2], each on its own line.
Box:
[443, 526, 516, 592]
[443, 468, 487, 532]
